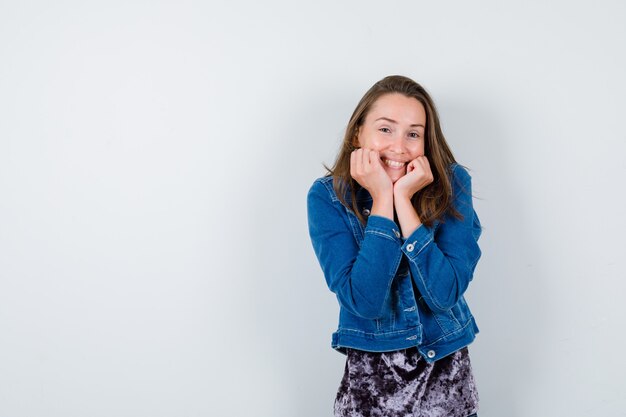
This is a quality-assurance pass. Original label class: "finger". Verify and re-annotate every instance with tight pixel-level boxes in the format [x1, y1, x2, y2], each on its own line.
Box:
[419, 156, 432, 172]
[415, 155, 428, 170]
[361, 148, 370, 169]
[350, 151, 356, 176]
[369, 150, 380, 167]
[417, 156, 433, 181]
[353, 149, 363, 176]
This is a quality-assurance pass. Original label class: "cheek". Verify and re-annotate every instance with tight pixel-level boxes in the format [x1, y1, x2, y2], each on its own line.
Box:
[409, 142, 425, 157]
[372, 141, 384, 151]
[361, 135, 384, 151]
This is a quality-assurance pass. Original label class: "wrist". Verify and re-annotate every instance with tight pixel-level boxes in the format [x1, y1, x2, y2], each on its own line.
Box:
[371, 187, 393, 201]
[393, 188, 413, 202]
[394, 194, 422, 238]
[370, 190, 394, 220]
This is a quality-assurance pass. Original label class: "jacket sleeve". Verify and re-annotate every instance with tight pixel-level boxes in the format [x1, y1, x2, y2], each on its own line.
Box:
[402, 164, 482, 313]
[307, 179, 404, 319]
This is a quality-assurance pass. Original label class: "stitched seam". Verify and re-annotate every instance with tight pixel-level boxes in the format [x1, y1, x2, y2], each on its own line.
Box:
[414, 259, 446, 311]
[374, 250, 403, 318]
[432, 310, 460, 331]
[320, 178, 340, 202]
[365, 230, 397, 242]
[433, 312, 446, 330]
[415, 237, 433, 256]
[347, 209, 364, 247]
[421, 318, 474, 346]
[337, 327, 419, 336]
[449, 309, 461, 327]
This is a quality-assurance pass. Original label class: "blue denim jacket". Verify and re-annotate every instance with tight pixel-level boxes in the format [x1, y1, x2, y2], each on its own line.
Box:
[306, 163, 482, 363]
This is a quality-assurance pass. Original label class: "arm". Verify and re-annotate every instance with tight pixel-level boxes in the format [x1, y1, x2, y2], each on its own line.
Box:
[400, 164, 482, 313]
[306, 180, 404, 319]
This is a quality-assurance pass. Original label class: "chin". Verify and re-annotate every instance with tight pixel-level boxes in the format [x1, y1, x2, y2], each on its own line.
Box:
[390, 173, 405, 184]
[386, 169, 405, 184]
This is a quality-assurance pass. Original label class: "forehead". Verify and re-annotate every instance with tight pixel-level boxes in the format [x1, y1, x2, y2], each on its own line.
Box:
[367, 93, 426, 124]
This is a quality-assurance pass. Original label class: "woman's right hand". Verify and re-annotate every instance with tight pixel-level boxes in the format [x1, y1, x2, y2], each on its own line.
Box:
[350, 148, 393, 199]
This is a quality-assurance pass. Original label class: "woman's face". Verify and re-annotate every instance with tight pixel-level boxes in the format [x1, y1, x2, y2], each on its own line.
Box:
[354, 93, 426, 183]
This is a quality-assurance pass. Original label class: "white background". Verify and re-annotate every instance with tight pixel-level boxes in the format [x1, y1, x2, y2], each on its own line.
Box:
[1, 1, 625, 416]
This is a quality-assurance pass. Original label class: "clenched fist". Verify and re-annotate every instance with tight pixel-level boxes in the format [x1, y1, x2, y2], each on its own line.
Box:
[393, 155, 433, 200]
[350, 148, 393, 199]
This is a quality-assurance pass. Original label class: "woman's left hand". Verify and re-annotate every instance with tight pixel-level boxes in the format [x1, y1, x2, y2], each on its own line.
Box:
[393, 155, 434, 200]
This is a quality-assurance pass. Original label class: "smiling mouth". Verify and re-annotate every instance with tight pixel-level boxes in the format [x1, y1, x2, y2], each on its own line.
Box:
[382, 158, 406, 169]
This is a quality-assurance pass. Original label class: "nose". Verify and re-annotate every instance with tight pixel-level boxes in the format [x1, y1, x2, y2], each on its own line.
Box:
[388, 133, 405, 153]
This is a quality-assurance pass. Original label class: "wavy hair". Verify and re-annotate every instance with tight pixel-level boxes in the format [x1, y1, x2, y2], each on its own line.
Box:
[324, 75, 467, 227]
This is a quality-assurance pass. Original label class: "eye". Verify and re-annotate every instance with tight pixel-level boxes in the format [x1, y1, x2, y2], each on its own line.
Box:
[379, 127, 391, 133]
[408, 132, 421, 139]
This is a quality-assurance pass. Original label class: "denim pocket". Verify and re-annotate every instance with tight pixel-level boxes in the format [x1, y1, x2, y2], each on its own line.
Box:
[418, 296, 461, 337]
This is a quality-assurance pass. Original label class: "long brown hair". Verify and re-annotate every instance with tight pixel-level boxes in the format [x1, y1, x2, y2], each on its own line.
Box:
[324, 75, 466, 227]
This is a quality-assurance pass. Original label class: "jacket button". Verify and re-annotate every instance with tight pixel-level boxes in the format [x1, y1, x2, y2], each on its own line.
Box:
[406, 243, 415, 252]
[393, 229, 400, 238]
[427, 350, 436, 358]
[362, 208, 370, 216]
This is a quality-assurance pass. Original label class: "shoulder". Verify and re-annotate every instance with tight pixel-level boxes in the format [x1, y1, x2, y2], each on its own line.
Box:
[307, 176, 348, 226]
[447, 163, 474, 198]
[308, 176, 368, 208]
[307, 176, 338, 202]
[449, 162, 472, 183]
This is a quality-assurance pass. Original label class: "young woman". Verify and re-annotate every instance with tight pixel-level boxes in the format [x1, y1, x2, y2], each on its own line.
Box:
[307, 75, 483, 417]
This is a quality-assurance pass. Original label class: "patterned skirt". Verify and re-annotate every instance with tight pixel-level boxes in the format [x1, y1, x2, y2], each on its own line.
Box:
[334, 346, 479, 417]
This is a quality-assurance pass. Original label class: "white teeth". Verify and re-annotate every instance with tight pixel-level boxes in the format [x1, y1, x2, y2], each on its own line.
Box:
[383, 159, 405, 168]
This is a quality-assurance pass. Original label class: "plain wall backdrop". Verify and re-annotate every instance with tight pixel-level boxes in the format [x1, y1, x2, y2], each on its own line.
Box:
[1, 1, 625, 416]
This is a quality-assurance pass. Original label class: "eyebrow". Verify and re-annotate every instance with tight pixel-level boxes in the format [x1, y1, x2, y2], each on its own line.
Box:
[375, 117, 424, 128]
